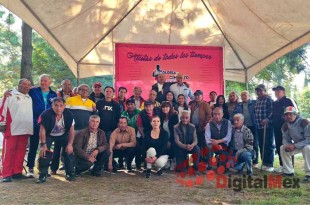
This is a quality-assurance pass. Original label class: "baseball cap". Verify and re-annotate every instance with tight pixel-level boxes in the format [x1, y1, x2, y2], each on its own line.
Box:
[272, 86, 285, 91]
[255, 84, 267, 91]
[125, 98, 135, 105]
[93, 82, 102, 87]
[144, 100, 153, 106]
[194, 90, 203, 96]
[284, 106, 297, 114]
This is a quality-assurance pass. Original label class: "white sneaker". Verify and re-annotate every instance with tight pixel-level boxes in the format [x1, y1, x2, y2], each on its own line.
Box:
[170, 162, 176, 171]
[262, 166, 274, 172]
[274, 166, 283, 173]
[253, 164, 259, 169]
[164, 160, 171, 170]
[26, 169, 35, 178]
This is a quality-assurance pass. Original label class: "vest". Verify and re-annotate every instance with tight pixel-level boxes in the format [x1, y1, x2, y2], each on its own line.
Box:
[209, 119, 229, 140]
[174, 123, 196, 145]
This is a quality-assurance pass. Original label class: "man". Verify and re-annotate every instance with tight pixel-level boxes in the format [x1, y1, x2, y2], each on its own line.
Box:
[121, 99, 142, 169]
[137, 100, 161, 138]
[73, 115, 110, 177]
[272, 85, 298, 173]
[37, 97, 75, 183]
[205, 107, 232, 168]
[254, 84, 274, 172]
[66, 84, 96, 131]
[233, 91, 258, 168]
[207, 91, 217, 107]
[170, 72, 194, 104]
[174, 110, 200, 173]
[113, 87, 127, 113]
[229, 113, 254, 176]
[140, 90, 161, 110]
[89, 82, 105, 103]
[57, 79, 75, 100]
[280, 106, 310, 182]
[27, 74, 57, 177]
[0, 79, 33, 182]
[108, 117, 136, 172]
[190, 90, 212, 148]
[226, 91, 239, 118]
[129, 86, 145, 110]
[152, 73, 173, 103]
[96, 86, 121, 143]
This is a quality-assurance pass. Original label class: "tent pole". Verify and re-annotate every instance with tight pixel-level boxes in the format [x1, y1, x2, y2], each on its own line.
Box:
[245, 69, 249, 90]
[77, 63, 80, 86]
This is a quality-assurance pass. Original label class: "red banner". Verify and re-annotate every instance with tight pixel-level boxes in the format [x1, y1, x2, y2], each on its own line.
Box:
[115, 43, 223, 101]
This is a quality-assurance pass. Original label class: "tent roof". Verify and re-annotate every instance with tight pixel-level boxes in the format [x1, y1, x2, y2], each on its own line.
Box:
[1, 0, 310, 82]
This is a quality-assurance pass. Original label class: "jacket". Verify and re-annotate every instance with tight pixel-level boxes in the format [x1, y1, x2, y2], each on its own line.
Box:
[233, 100, 256, 125]
[73, 127, 109, 160]
[190, 100, 212, 131]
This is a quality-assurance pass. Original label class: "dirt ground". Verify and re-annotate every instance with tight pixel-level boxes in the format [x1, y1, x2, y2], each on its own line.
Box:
[1, 165, 310, 205]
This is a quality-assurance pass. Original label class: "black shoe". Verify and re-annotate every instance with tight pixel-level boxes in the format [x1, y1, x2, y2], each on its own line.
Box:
[282, 172, 295, 177]
[157, 169, 163, 176]
[59, 165, 65, 171]
[2, 177, 12, 182]
[112, 168, 117, 174]
[146, 169, 151, 178]
[118, 165, 125, 170]
[36, 175, 47, 184]
[12, 173, 28, 180]
[303, 175, 310, 182]
[65, 174, 76, 181]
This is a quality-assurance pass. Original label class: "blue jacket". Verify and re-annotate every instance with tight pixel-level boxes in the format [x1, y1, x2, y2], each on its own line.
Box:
[29, 87, 57, 133]
[233, 100, 256, 126]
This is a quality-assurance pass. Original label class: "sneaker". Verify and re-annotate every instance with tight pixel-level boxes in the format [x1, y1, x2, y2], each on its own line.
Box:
[12, 173, 28, 180]
[36, 174, 47, 184]
[164, 160, 171, 170]
[65, 174, 76, 181]
[274, 166, 283, 173]
[112, 168, 117, 174]
[26, 169, 35, 178]
[59, 165, 65, 171]
[50, 171, 57, 175]
[262, 166, 274, 172]
[303, 175, 310, 182]
[253, 164, 259, 169]
[2, 176, 12, 182]
[282, 172, 295, 177]
[157, 169, 163, 176]
[170, 162, 176, 171]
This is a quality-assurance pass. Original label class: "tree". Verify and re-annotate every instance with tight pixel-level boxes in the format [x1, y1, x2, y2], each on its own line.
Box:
[297, 88, 310, 119]
[20, 21, 33, 84]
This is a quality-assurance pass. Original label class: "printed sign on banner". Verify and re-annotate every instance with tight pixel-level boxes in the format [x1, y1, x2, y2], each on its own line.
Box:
[115, 43, 223, 102]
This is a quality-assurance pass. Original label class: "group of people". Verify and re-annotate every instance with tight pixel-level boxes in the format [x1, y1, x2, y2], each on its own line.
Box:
[0, 72, 309, 184]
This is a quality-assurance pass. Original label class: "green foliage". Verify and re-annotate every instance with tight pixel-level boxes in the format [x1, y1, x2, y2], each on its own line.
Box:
[225, 80, 246, 96]
[297, 88, 310, 118]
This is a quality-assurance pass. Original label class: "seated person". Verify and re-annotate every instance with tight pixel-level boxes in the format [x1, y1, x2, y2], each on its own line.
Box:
[205, 107, 232, 169]
[143, 116, 169, 178]
[229, 113, 254, 176]
[73, 115, 110, 177]
[37, 97, 75, 183]
[108, 117, 136, 173]
[174, 110, 200, 173]
[280, 106, 310, 181]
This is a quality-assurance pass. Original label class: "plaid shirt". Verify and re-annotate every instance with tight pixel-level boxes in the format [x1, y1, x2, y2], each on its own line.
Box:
[254, 95, 273, 129]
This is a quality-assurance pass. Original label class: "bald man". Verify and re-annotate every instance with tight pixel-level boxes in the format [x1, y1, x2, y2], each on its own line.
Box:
[169, 72, 194, 104]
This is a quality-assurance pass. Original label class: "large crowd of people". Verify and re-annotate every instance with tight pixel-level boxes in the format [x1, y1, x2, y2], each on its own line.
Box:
[0, 72, 309, 184]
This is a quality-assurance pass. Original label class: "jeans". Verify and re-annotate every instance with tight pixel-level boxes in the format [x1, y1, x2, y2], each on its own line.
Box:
[175, 145, 200, 171]
[247, 126, 258, 164]
[233, 150, 253, 174]
[257, 127, 274, 167]
[27, 128, 40, 170]
[38, 135, 74, 176]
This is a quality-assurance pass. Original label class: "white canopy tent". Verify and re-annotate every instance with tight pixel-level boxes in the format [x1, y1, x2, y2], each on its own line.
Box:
[1, 0, 309, 82]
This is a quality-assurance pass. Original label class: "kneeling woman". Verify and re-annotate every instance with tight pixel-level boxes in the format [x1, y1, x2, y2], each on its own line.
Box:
[143, 116, 169, 178]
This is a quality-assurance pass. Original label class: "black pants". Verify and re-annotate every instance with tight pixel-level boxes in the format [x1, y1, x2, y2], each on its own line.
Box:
[206, 144, 230, 168]
[175, 145, 200, 171]
[75, 150, 110, 174]
[135, 137, 143, 169]
[112, 147, 135, 170]
[247, 126, 258, 164]
[51, 140, 64, 172]
[273, 125, 283, 166]
[38, 135, 74, 176]
[27, 128, 39, 169]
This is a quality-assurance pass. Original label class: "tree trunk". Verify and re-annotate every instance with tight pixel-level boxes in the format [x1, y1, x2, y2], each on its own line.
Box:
[20, 22, 33, 85]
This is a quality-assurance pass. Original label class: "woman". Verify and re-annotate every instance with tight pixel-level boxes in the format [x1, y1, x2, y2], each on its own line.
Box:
[226, 91, 239, 117]
[214, 95, 230, 120]
[174, 94, 190, 120]
[143, 116, 169, 178]
[165, 91, 177, 108]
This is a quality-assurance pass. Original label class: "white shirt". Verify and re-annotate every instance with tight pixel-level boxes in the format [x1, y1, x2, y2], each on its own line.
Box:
[170, 83, 194, 104]
[0, 89, 33, 136]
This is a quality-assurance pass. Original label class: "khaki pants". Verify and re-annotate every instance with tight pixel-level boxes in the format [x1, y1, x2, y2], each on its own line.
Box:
[280, 145, 310, 175]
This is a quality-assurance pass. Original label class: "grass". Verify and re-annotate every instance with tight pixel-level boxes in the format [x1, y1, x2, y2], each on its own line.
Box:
[0, 155, 309, 204]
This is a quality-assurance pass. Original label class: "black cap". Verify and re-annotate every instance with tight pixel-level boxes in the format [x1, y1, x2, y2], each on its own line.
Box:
[255, 84, 267, 91]
[144, 100, 153, 106]
[272, 86, 285, 91]
[194, 90, 203, 96]
[125, 98, 135, 105]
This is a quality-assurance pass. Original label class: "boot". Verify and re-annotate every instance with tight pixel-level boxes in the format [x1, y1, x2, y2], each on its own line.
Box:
[145, 169, 151, 178]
